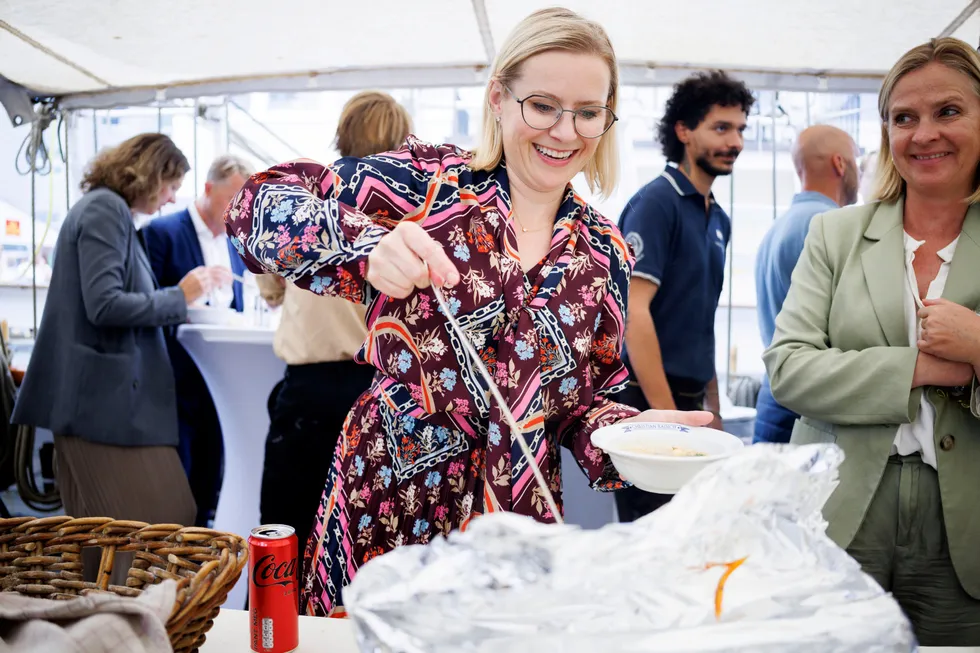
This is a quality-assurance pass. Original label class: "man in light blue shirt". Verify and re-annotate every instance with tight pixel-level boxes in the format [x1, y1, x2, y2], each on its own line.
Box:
[754, 125, 860, 443]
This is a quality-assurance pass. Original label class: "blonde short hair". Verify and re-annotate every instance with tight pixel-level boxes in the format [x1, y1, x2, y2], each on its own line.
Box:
[207, 154, 253, 184]
[335, 90, 412, 158]
[874, 37, 980, 203]
[469, 8, 619, 198]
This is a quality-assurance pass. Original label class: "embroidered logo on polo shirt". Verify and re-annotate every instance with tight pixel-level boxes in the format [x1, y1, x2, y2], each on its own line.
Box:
[626, 231, 644, 262]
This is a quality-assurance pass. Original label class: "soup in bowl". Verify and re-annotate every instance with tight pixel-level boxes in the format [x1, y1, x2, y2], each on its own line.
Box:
[590, 422, 744, 494]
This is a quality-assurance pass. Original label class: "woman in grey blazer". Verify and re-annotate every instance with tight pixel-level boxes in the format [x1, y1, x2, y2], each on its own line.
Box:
[13, 133, 221, 531]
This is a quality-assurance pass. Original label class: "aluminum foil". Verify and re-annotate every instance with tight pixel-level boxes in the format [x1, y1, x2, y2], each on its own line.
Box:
[345, 444, 915, 652]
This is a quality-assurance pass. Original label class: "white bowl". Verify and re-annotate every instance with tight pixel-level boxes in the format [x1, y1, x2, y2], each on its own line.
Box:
[186, 306, 244, 326]
[590, 422, 744, 494]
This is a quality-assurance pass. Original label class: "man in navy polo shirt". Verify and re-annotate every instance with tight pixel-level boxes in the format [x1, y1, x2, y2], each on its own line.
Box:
[753, 124, 859, 444]
[615, 71, 754, 522]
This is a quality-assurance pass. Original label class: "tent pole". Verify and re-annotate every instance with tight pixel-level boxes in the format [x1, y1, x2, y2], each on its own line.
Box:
[725, 173, 735, 385]
[193, 100, 199, 197]
[937, 0, 980, 37]
[224, 98, 231, 151]
[470, 0, 495, 61]
[771, 93, 777, 220]
[64, 110, 70, 212]
[30, 159, 37, 338]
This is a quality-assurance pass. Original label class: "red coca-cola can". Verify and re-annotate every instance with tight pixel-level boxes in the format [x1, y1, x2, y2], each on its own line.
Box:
[248, 524, 299, 653]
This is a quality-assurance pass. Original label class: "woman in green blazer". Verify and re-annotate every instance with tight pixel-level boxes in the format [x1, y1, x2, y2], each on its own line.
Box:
[765, 37, 980, 645]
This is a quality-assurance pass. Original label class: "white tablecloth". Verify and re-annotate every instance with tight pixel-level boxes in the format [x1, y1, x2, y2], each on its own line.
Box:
[176, 324, 285, 609]
[201, 609, 978, 652]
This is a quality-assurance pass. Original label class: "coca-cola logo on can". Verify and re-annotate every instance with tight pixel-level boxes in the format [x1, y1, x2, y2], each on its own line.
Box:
[252, 554, 296, 588]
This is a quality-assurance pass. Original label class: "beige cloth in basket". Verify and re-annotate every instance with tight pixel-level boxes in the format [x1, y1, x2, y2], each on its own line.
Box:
[0, 579, 176, 653]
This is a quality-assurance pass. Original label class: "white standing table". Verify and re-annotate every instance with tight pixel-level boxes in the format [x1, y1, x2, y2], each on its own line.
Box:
[176, 323, 285, 609]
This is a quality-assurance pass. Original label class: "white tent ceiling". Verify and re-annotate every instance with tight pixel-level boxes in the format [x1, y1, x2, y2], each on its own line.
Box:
[1, 0, 979, 109]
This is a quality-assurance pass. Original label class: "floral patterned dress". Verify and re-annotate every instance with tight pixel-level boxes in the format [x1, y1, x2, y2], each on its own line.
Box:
[226, 136, 639, 616]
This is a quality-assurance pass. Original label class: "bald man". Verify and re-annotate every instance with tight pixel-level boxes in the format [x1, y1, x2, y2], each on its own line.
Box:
[754, 125, 859, 444]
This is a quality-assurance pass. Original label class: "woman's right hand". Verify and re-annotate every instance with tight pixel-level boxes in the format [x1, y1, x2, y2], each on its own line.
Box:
[178, 266, 217, 304]
[366, 222, 460, 299]
[912, 351, 975, 388]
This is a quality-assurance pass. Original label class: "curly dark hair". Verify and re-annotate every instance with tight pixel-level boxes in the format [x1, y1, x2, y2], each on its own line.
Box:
[657, 71, 755, 163]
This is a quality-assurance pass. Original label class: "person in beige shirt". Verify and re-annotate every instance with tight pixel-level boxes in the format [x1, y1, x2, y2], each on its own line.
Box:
[256, 278, 367, 366]
[255, 91, 412, 576]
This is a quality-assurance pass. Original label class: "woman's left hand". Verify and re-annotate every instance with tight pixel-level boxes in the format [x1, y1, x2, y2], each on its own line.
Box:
[618, 409, 715, 427]
[918, 298, 980, 367]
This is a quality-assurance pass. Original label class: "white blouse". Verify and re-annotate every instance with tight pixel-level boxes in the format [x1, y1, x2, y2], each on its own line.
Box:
[892, 232, 959, 468]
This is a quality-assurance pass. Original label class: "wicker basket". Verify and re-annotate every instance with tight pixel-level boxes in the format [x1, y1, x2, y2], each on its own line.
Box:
[0, 515, 248, 652]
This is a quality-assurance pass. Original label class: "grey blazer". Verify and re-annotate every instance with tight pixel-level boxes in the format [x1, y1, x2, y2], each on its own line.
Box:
[12, 189, 188, 447]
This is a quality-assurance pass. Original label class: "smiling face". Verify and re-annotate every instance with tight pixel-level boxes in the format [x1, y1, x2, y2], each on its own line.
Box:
[886, 60, 980, 199]
[489, 50, 612, 197]
[677, 105, 748, 177]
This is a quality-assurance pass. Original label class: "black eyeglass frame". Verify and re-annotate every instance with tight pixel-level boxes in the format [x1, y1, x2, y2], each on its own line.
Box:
[503, 85, 618, 139]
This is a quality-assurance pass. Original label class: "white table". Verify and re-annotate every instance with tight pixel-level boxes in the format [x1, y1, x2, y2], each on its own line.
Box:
[201, 609, 978, 652]
[176, 323, 285, 609]
[202, 609, 357, 652]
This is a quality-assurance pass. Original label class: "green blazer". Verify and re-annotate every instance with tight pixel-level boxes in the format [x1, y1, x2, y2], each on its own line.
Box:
[763, 198, 980, 598]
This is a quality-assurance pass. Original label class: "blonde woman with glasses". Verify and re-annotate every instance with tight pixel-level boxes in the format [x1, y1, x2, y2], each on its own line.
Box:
[227, 8, 711, 617]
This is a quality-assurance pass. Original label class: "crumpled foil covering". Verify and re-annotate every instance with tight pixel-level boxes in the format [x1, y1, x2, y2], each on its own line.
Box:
[344, 444, 915, 652]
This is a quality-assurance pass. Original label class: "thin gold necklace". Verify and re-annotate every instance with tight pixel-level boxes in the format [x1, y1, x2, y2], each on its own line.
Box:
[512, 212, 551, 233]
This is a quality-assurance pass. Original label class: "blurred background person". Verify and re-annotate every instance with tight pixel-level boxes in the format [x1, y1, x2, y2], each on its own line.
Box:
[141, 153, 252, 526]
[765, 38, 980, 644]
[11, 133, 226, 554]
[753, 125, 859, 444]
[255, 90, 411, 571]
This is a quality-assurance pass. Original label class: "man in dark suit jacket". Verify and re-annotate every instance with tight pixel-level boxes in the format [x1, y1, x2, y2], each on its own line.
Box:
[140, 154, 252, 526]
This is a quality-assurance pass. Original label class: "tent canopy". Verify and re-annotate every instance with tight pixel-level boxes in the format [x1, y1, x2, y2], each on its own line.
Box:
[1, 0, 978, 109]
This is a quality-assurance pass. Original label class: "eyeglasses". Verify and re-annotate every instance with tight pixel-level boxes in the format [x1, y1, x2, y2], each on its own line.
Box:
[503, 85, 617, 139]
